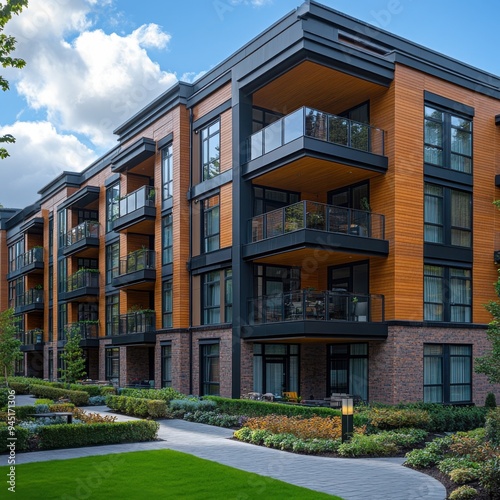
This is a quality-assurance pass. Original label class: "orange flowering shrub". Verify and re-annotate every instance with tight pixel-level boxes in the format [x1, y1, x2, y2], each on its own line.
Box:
[245, 415, 342, 440]
[72, 408, 117, 424]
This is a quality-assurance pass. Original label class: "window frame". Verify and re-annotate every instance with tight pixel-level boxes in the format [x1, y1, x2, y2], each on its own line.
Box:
[162, 143, 174, 200]
[200, 341, 220, 396]
[105, 294, 120, 337]
[162, 280, 173, 328]
[201, 194, 220, 253]
[105, 347, 120, 384]
[162, 214, 173, 265]
[202, 271, 221, 325]
[161, 343, 172, 388]
[105, 242, 120, 284]
[201, 119, 220, 181]
[106, 183, 120, 232]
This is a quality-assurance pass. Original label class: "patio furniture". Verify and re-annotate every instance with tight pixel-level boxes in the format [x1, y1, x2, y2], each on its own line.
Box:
[282, 391, 299, 402]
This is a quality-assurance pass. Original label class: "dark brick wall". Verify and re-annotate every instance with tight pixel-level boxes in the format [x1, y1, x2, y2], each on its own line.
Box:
[300, 343, 328, 400]
[240, 340, 254, 396]
[155, 332, 191, 393]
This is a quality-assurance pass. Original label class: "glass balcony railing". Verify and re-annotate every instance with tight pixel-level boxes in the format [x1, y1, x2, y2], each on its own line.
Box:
[248, 289, 384, 325]
[119, 186, 156, 217]
[12, 247, 43, 272]
[66, 321, 99, 340]
[17, 329, 43, 345]
[118, 249, 155, 276]
[64, 269, 100, 292]
[63, 220, 100, 247]
[250, 200, 384, 242]
[15, 288, 43, 308]
[119, 311, 156, 335]
[247, 106, 385, 161]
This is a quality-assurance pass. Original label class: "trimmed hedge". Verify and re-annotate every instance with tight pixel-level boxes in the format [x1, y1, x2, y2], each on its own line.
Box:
[0, 424, 30, 453]
[119, 387, 183, 403]
[37, 420, 159, 450]
[30, 385, 89, 406]
[8, 382, 30, 395]
[106, 395, 167, 418]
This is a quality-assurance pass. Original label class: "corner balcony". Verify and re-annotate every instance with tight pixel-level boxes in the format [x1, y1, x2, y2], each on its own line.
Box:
[17, 329, 44, 351]
[14, 289, 44, 314]
[244, 200, 388, 259]
[111, 310, 156, 345]
[112, 186, 156, 233]
[61, 221, 100, 257]
[112, 249, 156, 289]
[65, 321, 99, 347]
[59, 270, 100, 301]
[7, 247, 44, 280]
[244, 107, 387, 178]
[244, 289, 387, 341]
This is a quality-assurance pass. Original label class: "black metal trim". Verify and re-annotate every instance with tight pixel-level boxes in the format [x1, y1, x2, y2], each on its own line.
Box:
[80, 339, 99, 348]
[105, 173, 120, 187]
[424, 258, 472, 269]
[157, 132, 174, 150]
[112, 206, 156, 232]
[189, 170, 232, 200]
[424, 91, 475, 117]
[424, 243, 472, 263]
[59, 286, 100, 302]
[111, 137, 156, 173]
[162, 197, 173, 212]
[20, 343, 44, 352]
[111, 332, 157, 345]
[243, 230, 389, 259]
[496, 115, 500, 126]
[58, 186, 101, 211]
[387, 320, 486, 329]
[193, 100, 232, 131]
[112, 269, 156, 288]
[61, 237, 99, 257]
[20, 217, 44, 235]
[424, 164, 473, 187]
[14, 302, 44, 315]
[7, 261, 44, 281]
[495, 174, 500, 188]
[189, 248, 232, 273]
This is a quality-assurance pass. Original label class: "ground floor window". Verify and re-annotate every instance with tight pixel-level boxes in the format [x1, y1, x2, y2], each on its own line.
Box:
[14, 356, 24, 376]
[162, 281, 173, 328]
[161, 344, 172, 387]
[253, 344, 299, 396]
[48, 349, 53, 381]
[105, 347, 120, 385]
[200, 342, 220, 396]
[57, 349, 66, 380]
[328, 343, 368, 401]
[424, 344, 472, 403]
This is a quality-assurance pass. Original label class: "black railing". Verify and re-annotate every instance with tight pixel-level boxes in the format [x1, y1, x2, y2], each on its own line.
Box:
[119, 186, 155, 217]
[63, 220, 100, 247]
[119, 311, 156, 334]
[13, 247, 43, 271]
[65, 270, 100, 292]
[65, 322, 99, 340]
[250, 200, 384, 242]
[15, 288, 43, 308]
[17, 329, 43, 345]
[247, 106, 385, 161]
[248, 289, 384, 324]
[118, 249, 155, 276]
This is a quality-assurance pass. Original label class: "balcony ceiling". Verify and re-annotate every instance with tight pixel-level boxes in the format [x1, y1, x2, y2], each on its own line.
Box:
[253, 61, 387, 116]
[252, 156, 382, 193]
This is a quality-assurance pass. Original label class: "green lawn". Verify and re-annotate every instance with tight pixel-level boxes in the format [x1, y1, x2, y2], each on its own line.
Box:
[2, 450, 341, 499]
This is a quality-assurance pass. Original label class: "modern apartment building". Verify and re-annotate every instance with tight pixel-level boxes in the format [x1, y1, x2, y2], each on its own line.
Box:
[1, 1, 500, 405]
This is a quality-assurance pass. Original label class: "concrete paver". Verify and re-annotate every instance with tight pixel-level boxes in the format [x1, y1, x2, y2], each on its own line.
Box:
[7, 395, 446, 499]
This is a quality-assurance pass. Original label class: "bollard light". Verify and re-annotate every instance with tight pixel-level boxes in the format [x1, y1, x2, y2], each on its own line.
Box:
[341, 397, 354, 443]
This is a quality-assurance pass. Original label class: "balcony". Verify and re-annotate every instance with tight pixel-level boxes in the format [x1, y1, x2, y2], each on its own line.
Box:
[14, 288, 44, 314]
[111, 310, 156, 345]
[17, 329, 44, 351]
[59, 270, 100, 301]
[112, 249, 156, 289]
[244, 107, 387, 177]
[61, 221, 100, 257]
[7, 247, 43, 280]
[64, 321, 99, 347]
[245, 200, 388, 259]
[112, 186, 156, 233]
[244, 289, 387, 341]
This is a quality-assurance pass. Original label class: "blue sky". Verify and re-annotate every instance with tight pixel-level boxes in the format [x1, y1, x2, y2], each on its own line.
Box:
[1, 0, 499, 208]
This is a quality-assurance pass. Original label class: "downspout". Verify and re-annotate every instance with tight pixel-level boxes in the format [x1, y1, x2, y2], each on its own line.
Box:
[188, 106, 193, 395]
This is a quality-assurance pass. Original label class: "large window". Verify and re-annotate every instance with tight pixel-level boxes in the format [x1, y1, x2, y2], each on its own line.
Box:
[253, 185, 299, 216]
[106, 242, 119, 283]
[328, 344, 368, 401]
[424, 183, 471, 247]
[162, 144, 173, 200]
[105, 347, 120, 385]
[200, 342, 220, 396]
[162, 214, 173, 265]
[162, 280, 173, 328]
[424, 344, 472, 403]
[161, 344, 172, 388]
[202, 194, 220, 253]
[253, 344, 299, 396]
[58, 303, 67, 341]
[424, 106, 472, 173]
[202, 271, 220, 325]
[201, 120, 220, 180]
[106, 294, 119, 336]
[106, 183, 120, 232]
[8, 239, 24, 273]
[424, 265, 471, 322]
[224, 270, 232, 323]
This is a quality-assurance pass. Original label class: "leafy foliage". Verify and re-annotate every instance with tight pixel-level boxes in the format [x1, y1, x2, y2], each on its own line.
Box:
[30, 384, 89, 406]
[106, 395, 167, 418]
[0, 308, 22, 384]
[0, 0, 28, 159]
[59, 326, 86, 384]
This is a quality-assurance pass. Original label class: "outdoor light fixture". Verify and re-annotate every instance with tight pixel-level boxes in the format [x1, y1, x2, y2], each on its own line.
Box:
[341, 397, 354, 443]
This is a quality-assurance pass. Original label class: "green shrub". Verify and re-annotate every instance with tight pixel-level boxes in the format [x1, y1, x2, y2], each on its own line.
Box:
[374, 428, 428, 447]
[449, 468, 480, 485]
[120, 387, 183, 403]
[0, 388, 9, 408]
[368, 408, 430, 430]
[147, 400, 168, 418]
[48, 403, 75, 413]
[0, 424, 30, 452]
[485, 392, 497, 409]
[30, 385, 89, 406]
[169, 399, 216, 413]
[438, 457, 481, 475]
[34, 399, 54, 405]
[485, 407, 500, 446]
[337, 433, 398, 457]
[10, 405, 39, 422]
[38, 420, 159, 450]
[106, 395, 166, 418]
[478, 457, 500, 497]
[68, 384, 102, 397]
[404, 435, 453, 468]
[8, 382, 30, 395]
[183, 410, 240, 428]
[449, 486, 478, 500]
[100, 386, 116, 396]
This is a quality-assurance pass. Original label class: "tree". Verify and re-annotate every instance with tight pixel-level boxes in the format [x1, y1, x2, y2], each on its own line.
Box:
[0, 0, 28, 159]
[59, 326, 86, 384]
[475, 270, 500, 384]
[0, 308, 22, 386]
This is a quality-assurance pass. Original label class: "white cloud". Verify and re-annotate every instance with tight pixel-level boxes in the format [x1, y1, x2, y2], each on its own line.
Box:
[229, 0, 273, 6]
[0, 121, 97, 208]
[181, 70, 207, 83]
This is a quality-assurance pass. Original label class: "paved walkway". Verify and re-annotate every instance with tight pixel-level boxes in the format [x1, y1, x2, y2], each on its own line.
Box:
[8, 395, 446, 500]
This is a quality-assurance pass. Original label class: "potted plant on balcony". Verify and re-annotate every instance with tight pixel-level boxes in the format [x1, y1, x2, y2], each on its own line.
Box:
[284, 203, 304, 232]
[306, 209, 325, 230]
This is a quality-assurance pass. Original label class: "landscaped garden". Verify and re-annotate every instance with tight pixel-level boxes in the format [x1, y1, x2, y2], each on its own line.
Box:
[1, 377, 499, 499]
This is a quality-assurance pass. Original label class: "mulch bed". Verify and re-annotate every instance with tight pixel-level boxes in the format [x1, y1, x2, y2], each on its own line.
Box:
[418, 467, 489, 499]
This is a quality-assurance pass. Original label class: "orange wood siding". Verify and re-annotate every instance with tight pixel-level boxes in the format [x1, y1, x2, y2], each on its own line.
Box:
[220, 182, 233, 249]
[220, 109, 232, 174]
[192, 83, 231, 121]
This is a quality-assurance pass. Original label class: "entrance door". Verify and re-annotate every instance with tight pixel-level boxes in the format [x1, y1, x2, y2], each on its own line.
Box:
[265, 359, 285, 396]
